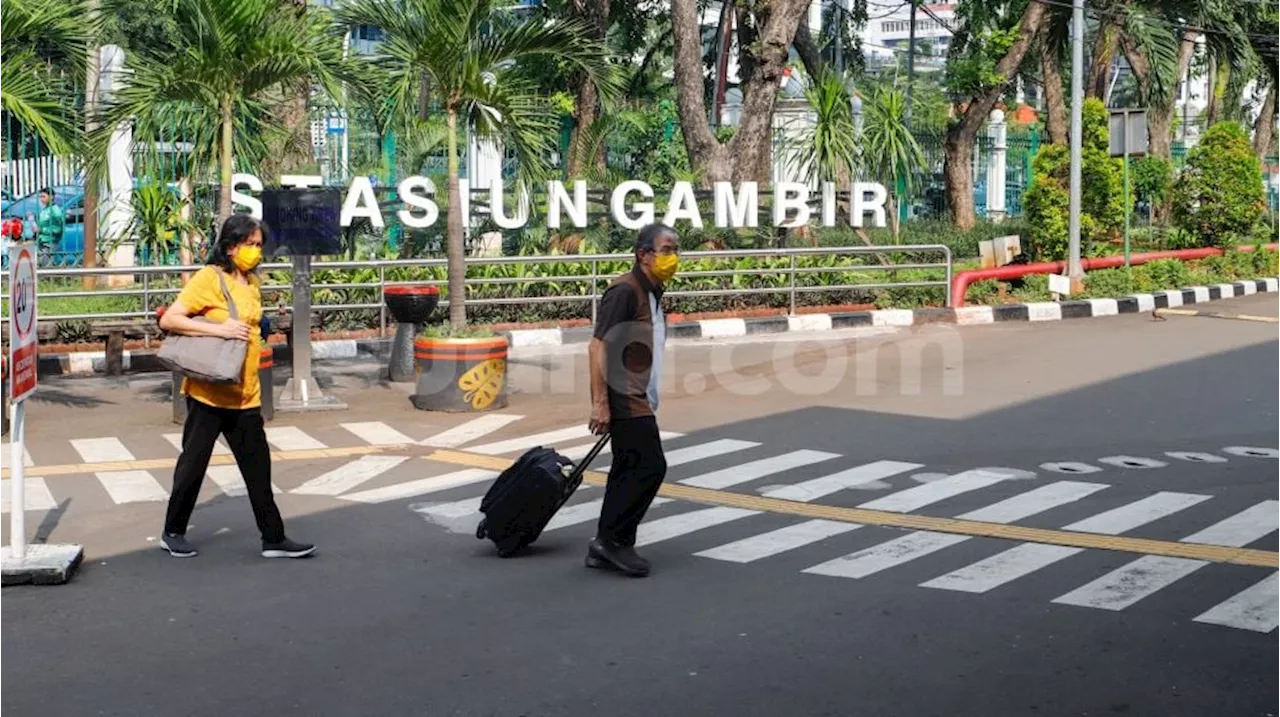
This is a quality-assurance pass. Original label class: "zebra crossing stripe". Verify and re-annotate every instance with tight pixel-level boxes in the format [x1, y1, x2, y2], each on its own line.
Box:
[264, 426, 327, 451]
[663, 439, 762, 466]
[95, 470, 168, 503]
[292, 456, 410, 496]
[921, 490, 1218, 594]
[1, 477, 56, 512]
[164, 433, 231, 456]
[413, 496, 483, 520]
[466, 426, 594, 455]
[805, 481, 1108, 579]
[855, 469, 1014, 513]
[207, 465, 280, 496]
[543, 495, 673, 532]
[341, 468, 497, 504]
[695, 520, 861, 563]
[762, 460, 924, 502]
[0, 445, 34, 473]
[679, 450, 841, 490]
[341, 422, 416, 446]
[1192, 572, 1280, 633]
[421, 414, 525, 448]
[71, 437, 135, 464]
[1052, 501, 1280, 611]
[560, 432, 685, 464]
[635, 507, 761, 546]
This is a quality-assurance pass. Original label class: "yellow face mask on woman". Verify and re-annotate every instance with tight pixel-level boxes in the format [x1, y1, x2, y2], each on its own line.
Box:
[233, 245, 262, 273]
[652, 253, 679, 283]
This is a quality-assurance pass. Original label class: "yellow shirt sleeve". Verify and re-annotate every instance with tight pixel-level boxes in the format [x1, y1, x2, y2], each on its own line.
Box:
[175, 266, 221, 318]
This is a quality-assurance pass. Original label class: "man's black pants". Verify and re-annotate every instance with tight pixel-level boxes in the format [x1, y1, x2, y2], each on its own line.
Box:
[164, 397, 285, 543]
[597, 415, 667, 546]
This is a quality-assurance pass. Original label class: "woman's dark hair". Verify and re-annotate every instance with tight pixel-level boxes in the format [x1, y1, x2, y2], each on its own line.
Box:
[207, 213, 267, 274]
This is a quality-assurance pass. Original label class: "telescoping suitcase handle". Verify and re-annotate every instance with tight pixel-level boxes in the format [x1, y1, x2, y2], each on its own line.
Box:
[569, 431, 612, 479]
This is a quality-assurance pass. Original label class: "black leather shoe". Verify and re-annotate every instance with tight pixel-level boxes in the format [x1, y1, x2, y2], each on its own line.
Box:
[586, 538, 650, 577]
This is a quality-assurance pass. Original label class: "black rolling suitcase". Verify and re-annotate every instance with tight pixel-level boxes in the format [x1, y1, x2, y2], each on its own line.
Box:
[475, 432, 611, 557]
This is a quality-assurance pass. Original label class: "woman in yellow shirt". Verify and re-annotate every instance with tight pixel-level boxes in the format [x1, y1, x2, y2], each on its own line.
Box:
[157, 214, 315, 559]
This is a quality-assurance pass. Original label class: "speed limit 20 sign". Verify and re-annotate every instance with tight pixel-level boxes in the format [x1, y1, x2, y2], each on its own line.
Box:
[8, 243, 38, 402]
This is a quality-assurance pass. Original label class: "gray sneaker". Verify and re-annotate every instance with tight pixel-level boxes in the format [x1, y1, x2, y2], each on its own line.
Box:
[159, 533, 198, 558]
[262, 538, 316, 559]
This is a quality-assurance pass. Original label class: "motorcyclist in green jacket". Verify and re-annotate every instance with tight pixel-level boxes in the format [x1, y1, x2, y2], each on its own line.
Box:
[33, 187, 65, 250]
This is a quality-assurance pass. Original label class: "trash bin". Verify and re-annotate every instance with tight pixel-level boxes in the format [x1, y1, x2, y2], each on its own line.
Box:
[259, 344, 274, 422]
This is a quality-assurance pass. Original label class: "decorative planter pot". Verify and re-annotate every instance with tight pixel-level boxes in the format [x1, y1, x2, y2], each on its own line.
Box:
[258, 345, 275, 422]
[385, 286, 441, 382]
[411, 336, 509, 412]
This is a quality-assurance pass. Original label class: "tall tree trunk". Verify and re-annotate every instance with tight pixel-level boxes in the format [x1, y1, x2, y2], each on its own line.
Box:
[1042, 48, 1068, 144]
[218, 99, 234, 228]
[671, 0, 810, 186]
[1086, 19, 1117, 100]
[1255, 79, 1277, 163]
[446, 107, 466, 327]
[1120, 29, 1196, 223]
[945, 1, 1047, 230]
[566, 0, 611, 178]
[1206, 54, 1222, 127]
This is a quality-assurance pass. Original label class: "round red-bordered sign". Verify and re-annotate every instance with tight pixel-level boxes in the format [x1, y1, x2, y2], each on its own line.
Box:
[12, 246, 37, 339]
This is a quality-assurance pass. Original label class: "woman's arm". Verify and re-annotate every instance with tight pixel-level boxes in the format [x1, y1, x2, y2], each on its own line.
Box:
[159, 300, 250, 341]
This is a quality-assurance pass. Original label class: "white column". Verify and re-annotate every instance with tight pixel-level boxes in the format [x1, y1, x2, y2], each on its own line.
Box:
[985, 108, 1007, 223]
[99, 44, 136, 284]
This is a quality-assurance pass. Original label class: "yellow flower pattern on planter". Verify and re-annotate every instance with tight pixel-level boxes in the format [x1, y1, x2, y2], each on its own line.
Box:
[458, 358, 506, 410]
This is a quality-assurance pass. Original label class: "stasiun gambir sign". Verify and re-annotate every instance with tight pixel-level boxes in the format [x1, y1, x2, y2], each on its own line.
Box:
[229, 174, 893, 231]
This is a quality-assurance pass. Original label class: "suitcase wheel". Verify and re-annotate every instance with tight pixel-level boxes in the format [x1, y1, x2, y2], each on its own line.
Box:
[475, 519, 487, 540]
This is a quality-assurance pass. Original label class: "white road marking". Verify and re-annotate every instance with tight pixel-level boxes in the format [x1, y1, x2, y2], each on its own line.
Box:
[420, 414, 525, 448]
[96, 470, 169, 503]
[1222, 446, 1279, 458]
[341, 468, 498, 504]
[164, 433, 231, 456]
[1051, 501, 1279, 611]
[696, 519, 861, 563]
[1039, 462, 1102, 475]
[0, 443, 34, 471]
[663, 439, 762, 466]
[855, 469, 1015, 513]
[413, 496, 483, 520]
[805, 481, 1106, 579]
[1192, 572, 1279, 633]
[71, 437, 135, 463]
[264, 426, 327, 451]
[635, 507, 761, 546]
[1163, 451, 1227, 464]
[804, 532, 971, 579]
[544, 496, 673, 532]
[291, 456, 410, 496]
[679, 450, 841, 490]
[921, 491, 1214, 594]
[560, 432, 685, 464]
[762, 460, 924, 503]
[466, 426, 594, 455]
[207, 465, 280, 496]
[341, 422, 416, 446]
[1097, 455, 1167, 469]
[1, 478, 57, 512]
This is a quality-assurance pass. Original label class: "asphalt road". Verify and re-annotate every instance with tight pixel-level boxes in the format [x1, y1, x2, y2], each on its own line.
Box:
[3, 294, 1277, 717]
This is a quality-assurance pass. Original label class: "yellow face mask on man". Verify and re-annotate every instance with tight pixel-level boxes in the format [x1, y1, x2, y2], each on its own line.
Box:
[233, 245, 262, 273]
[652, 253, 679, 283]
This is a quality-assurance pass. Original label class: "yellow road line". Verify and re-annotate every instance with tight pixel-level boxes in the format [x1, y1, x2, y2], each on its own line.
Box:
[425, 449, 1279, 569]
[1156, 308, 1279, 323]
[1, 443, 403, 479]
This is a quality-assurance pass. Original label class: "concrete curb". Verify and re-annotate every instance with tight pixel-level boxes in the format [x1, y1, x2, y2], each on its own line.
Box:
[33, 276, 1279, 378]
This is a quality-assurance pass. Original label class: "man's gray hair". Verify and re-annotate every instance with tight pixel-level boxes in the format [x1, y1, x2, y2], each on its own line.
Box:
[636, 223, 679, 252]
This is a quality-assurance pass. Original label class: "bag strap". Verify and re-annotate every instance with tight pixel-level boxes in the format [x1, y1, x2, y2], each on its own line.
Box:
[214, 269, 240, 321]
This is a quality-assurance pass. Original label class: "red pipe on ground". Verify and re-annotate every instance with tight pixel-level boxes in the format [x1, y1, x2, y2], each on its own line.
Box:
[948, 244, 1279, 308]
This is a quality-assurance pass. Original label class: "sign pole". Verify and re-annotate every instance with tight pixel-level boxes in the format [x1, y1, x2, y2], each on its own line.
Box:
[1123, 110, 1131, 269]
[9, 401, 26, 559]
[277, 253, 346, 412]
[3, 242, 83, 585]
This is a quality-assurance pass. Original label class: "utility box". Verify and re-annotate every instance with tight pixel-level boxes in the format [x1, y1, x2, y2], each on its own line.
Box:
[979, 235, 1022, 268]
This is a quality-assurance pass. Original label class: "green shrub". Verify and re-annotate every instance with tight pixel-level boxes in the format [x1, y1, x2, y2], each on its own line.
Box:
[1132, 156, 1173, 210]
[1022, 98, 1126, 261]
[1172, 122, 1267, 247]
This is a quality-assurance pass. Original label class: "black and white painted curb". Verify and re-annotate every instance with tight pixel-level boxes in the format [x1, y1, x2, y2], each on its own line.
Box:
[34, 277, 1278, 377]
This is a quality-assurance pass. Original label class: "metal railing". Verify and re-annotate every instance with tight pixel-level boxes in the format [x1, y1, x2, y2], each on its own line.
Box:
[1, 245, 952, 334]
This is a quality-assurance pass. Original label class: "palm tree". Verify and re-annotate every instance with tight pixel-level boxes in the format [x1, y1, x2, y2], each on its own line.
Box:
[85, 0, 346, 227]
[332, 0, 618, 327]
[1, 0, 90, 157]
[860, 84, 925, 241]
